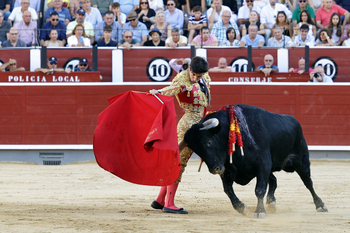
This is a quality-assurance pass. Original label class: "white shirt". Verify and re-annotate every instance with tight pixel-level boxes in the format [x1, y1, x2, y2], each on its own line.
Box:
[260, 3, 292, 28]
[66, 35, 91, 47]
[8, 7, 38, 25]
[343, 38, 350, 46]
[207, 5, 238, 24]
[148, 0, 164, 12]
[238, 4, 259, 20]
[84, 7, 103, 28]
[117, 13, 126, 25]
[253, 0, 269, 14]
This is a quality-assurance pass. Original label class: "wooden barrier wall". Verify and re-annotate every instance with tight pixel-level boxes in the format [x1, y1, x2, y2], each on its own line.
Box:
[0, 83, 349, 146]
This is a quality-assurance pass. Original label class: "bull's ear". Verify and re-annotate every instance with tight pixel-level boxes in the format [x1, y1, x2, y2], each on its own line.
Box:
[207, 123, 221, 135]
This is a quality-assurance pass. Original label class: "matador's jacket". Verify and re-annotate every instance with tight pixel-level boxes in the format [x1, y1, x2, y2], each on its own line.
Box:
[158, 70, 211, 182]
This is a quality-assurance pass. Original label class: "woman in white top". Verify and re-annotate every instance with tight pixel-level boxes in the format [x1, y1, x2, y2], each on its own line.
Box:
[43, 29, 64, 47]
[221, 27, 240, 46]
[297, 10, 316, 38]
[66, 24, 91, 47]
[148, 0, 163, 12]
[342, 28, 350, 46]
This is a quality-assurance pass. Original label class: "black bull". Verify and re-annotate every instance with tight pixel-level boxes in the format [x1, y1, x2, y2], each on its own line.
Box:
[183, 104, 328, 218]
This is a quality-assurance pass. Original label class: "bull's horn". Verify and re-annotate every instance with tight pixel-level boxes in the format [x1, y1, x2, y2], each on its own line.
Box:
[178, 139, 187, 153]
[200, 118, 219, 130]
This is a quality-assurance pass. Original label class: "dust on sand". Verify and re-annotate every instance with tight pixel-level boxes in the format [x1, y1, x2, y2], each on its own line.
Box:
[0, 159, 349, 233]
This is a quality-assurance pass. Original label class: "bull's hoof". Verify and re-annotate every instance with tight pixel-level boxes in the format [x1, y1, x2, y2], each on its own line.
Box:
[254, 212, 266, 218]
[316, 205, 328, 212]
[240, 204, 250, 216]
[266, 201, 276, 213]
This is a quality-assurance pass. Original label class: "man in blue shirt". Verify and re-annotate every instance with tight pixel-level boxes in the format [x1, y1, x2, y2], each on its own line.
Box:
[95, 11, 122, 43]
[254, 54, 279, 77]
[97, 25, 118, 47]
[44, 0, 71, 26]
[41, 11, 67, 46]
[239, 24, 265, 47]
[165, 0, 184, 29]
[122, 11, 147, 45]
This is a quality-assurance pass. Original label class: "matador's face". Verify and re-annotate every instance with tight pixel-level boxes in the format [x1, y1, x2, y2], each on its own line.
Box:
[189, 70, 203, 83]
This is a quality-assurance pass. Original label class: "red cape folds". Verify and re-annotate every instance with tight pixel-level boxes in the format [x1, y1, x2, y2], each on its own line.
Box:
[93, 91, 181, 186]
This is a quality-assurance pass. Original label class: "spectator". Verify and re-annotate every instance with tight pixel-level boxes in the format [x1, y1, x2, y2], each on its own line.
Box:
[241, 10, 265, 36]
[118, 30, 140, 49]
[2, 27, 27, 47]
[165, 27, 188, 47]
[260, 0, 292, 41]
[0, 10, 11, 43]
[13, 10, 36, 47]
[334, 0, 350, 13]
[0, 0, 11, 21]
[238, 0, 258, 25]
[111, 2, 126, 26]
[35, 56, 71, 74]
[113, 0, 138, 16]
[165, 0, 184, 29]
[267, 25, 293, 47]
[95, 11, 122, 43]
[44, 0, 71, 26]
[47, 0, 70, 8]
[187, 5, 207, 43]
[221, 27, 240, 46]
[96, 25, 119, 46]
[14, 0, 40, 15]
[75, 58, 92, 71]
[191, 26, 219, 46]
[150, 10, 172, 41]
[144, 27, 166, 46]
[296, 10, 316, 38]
[325, 12, 343, 46]
[122, 11, 148, 45]
[66, 8, 95, 44]
[211, 10, 240, 45]
[169, 58, 191, 73]
[308, 66, 333, 82]
[0, 58, 25, 71]
[81, 0, 103, 29]
[239, 24, 265, 47]
[316, 28, 335, 46]
[342, 28, 350, 46]
[341, 15, 350, 42]
[292, 23, 315, 47]
[316, 0, 350, 28]
[42, 29, 65, 47]
[254, 54, 279, 77]
[274, 11, 293, 37]
[92, 0, 113, 16]
[8, 0, 38, 25]
[253, 0, 268, 13]
[185, 0, 206, 14]
[41, 12, 67, 46]
[67, 24, 91, 47]
[149, 0, 164, 12]
[208, 57, 234, 72]
[135, 0, 156, 30]
[289, 57, 314, 74]
[207, 0, 238, 30]
[292, 0, 315, 27]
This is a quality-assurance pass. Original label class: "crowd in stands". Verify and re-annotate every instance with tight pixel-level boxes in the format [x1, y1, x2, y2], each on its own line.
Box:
[1, 0, 350, 49]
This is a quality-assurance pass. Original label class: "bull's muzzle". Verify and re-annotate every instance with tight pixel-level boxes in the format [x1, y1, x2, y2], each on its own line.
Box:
[211, 166, 225, 175]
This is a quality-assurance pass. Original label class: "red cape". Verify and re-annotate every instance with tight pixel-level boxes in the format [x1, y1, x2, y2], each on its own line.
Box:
[93, 91, 181, 186]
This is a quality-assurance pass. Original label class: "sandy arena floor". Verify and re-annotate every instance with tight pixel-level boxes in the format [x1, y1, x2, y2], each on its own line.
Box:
[0, 159, 349, 233]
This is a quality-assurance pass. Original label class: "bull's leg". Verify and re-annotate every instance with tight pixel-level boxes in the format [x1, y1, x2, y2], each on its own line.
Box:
[266, 173, 277, 205]
[220, 173, 250, 216]
[295, 155, 328, 212]
[254, 175, 269, 218]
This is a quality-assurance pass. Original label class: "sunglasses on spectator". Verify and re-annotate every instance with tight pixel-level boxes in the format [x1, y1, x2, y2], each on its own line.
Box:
[130, 18, 137, 21]
[299, 0, 306, 2]
[265, 60, 273, 62]
[125, 36, 132, 38]
[79, 64, 87, 66]
[246, 0, 253, 2]
[10, 33, 18, 35]
[50, 61, 57, 65]
[141, 1, 148, 4]
[167, 3, 174, 6]
[51, 18, 59, 21]
[9, 63, 17, 66]
[298, 57, 305, 60]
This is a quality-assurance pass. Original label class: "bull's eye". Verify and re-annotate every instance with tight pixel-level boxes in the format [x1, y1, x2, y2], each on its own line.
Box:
[206, 140, 212, 147]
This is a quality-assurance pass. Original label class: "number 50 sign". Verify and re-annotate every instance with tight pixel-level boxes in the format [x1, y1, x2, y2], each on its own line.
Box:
[146, 57, 173, 82]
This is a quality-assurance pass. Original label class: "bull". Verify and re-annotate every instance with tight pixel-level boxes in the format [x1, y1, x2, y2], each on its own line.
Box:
[183, 104, 328, 218]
